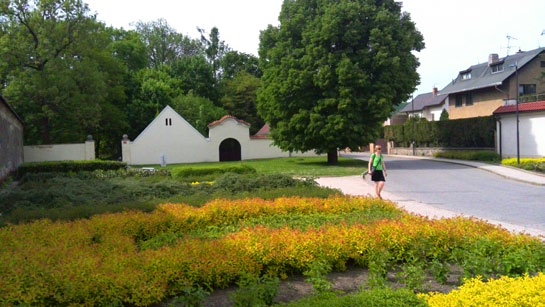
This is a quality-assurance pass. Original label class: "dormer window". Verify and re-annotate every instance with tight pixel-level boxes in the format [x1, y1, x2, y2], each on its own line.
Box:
[460, 69, 472, 80]
[491, 63, 504, 73]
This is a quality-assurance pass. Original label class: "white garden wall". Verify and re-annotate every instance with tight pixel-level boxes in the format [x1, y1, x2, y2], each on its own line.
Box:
[24, 137, 96, 163]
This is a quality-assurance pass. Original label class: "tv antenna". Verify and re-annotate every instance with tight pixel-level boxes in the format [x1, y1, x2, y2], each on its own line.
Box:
[506, 35, 518, 55]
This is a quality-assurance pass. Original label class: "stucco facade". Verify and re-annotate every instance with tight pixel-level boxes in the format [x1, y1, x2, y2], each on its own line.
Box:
[122, 106, 317, 165]
[24, 137, 95, 163]
[0, 97, 24, 181]
[494, 101, 545, 159]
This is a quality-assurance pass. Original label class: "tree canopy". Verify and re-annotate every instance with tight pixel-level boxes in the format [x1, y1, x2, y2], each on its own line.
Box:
[0, 0, 123, 145]
[0, 1, 266, 159]
[257, 0, 424, 164]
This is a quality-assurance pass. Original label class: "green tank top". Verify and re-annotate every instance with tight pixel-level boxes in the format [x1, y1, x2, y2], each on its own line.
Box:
[371, 154, 383, 171]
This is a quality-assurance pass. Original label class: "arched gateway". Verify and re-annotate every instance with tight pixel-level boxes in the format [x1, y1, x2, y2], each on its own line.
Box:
[219, 138, 241, 161]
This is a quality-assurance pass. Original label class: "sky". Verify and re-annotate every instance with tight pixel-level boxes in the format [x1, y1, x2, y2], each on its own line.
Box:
[84, 0, 545, 98]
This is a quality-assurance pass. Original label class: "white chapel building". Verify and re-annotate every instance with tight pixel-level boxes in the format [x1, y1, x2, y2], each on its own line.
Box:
[121, 105, 317, 165]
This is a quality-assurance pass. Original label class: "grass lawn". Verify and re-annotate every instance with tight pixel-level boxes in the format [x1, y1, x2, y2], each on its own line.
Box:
[137, 156, 367, 177]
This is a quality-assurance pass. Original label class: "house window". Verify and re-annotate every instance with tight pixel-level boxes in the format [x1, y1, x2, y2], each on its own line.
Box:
[521, 84, 536, 95]
[461, 72, 471, 80]
[491, 63, 504, 73]
[465, 93, 473, 106]
[541, 61, 545, 68]
[455, 95, 463, 107]
[165, 118, 172, 126]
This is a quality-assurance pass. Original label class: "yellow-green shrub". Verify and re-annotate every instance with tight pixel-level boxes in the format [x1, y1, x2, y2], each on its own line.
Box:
[421, 273, 545, 307]
[502, 157, 545, 172]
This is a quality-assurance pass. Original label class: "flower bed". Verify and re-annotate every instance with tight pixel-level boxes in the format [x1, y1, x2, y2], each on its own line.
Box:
[1, 196, 544, 306]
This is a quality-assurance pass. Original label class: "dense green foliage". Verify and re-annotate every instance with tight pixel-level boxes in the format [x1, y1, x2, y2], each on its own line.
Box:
[257, 0, 424, 163]
[384, 116, 496, 147]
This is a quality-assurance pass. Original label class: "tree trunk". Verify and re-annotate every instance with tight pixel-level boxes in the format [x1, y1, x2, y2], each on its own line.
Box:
[327, 149, 338, 165]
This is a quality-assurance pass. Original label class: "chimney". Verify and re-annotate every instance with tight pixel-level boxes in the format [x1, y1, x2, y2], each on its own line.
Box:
[432, 87, 438, 96]
[488, 53, 499, 66]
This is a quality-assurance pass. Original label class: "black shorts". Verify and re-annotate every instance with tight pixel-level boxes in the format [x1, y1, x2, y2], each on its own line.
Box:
[371, 170, 385, 182]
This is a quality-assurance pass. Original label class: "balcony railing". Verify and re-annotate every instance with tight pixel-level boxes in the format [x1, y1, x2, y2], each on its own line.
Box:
[519, 93, 545, 103]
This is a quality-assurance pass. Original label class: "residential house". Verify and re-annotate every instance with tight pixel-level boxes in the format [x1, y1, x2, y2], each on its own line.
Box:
[399, 87, 448, 121]
[0, 96, 24, 181]
[121, 105, 318, 165]
[439, 47, 545, 119]
[493, 100, 545, 159]
[385, 102, 409, 125]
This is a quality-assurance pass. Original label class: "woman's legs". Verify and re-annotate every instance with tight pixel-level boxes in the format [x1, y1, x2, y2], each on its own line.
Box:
[375, 181, 385, 199]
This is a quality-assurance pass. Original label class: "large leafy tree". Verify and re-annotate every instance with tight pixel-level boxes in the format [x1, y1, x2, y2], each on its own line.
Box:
[134, 18, 202, 69]
[219, 71, 264, 135]
[0, 0, 125, 147]
[257, 0, 424, 164]
[170, 55, 218, 103]
[198, 26, 230, 81]
[221, 50, 261, 79]
[125, 66, 182, 139]
[171, 92, 226, 136]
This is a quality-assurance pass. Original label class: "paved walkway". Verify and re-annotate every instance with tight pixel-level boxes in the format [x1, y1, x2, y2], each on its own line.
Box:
[316, 154, 545, 239]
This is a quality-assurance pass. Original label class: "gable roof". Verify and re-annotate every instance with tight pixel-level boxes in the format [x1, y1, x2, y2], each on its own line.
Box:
[400, 91, 447, 113]
[1, 96, 24, 125]
[251, 124, 271, 139]
[440, 47, 545, 95]
[493, 100, 545, 115]
[207, 115, 251, 128]
[132, 105, 206, 142]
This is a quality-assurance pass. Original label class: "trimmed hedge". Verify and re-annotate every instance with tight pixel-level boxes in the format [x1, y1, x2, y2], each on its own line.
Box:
[384, 116, 495, 148]
[434, 150, 501, 162]
[17, 160, 126, 178]
[171, 164, 257, 182]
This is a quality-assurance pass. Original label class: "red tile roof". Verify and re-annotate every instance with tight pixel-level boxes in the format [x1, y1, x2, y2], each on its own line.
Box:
[250, 124, 271, 139]
[207, 115, 250, 128]
[493, 100, 545, 115]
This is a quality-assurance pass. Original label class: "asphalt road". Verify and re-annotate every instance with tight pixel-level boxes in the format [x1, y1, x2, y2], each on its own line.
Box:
[348, 153, 545, 234]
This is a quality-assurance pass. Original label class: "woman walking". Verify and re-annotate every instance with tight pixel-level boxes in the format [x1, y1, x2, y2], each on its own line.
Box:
[368, 146, 387, 199]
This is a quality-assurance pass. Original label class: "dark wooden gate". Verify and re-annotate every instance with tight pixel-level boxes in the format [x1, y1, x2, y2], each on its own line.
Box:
[219, 138, 241, 161]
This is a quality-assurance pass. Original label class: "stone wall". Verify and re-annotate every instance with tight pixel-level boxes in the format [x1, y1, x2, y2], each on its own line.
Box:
[0, 99, 24, 181]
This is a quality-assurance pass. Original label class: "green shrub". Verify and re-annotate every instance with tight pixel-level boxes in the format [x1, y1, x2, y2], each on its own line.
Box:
[230, 273, 280, 307]
[171, 165, 257, 182]
[303, 260, 333, 294]
[434, 150, 500, 162]
[213, 173, 307, 194]
[17, 160, 126, 178]
[169, 284, 211, 307]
